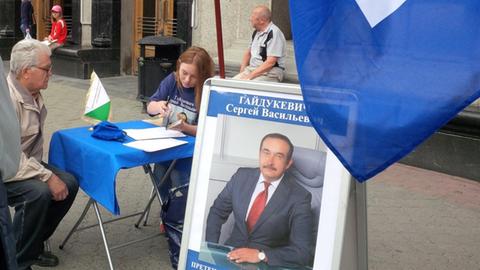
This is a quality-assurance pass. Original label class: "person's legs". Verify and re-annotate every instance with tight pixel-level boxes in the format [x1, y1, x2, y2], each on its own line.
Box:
[251, 67, 284, 82]
[5, 179, 52, 269]
[153, 162, 173, 200]
[233, 66, 283, 82]
[153, 158, 192, 201]
[251, 74, 280, 82]
[41, 164, 78, 242]
[232, 69, 250, 80]
[169, 158, 192, 187]
[20, 24, 27, 37]
[6, 165, 78, 269]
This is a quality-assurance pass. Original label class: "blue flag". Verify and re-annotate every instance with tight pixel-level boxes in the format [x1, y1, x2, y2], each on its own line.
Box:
[290, 0, 480, 181]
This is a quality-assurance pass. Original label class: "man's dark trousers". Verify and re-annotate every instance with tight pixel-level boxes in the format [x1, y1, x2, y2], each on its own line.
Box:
[5, 164, 78, 270]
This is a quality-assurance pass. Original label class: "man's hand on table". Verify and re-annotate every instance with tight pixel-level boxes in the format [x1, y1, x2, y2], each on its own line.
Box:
[47, 173, 69, 201]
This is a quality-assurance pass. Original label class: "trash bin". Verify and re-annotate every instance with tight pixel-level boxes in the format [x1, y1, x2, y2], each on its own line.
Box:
[137, 35, 186, 110]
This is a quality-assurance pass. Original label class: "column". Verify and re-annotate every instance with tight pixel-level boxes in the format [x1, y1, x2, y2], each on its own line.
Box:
[91, 0, 120, 48]
[175, 0, 192, 47]
[0, 0, 21, 60]
[79, 0, 91, 46]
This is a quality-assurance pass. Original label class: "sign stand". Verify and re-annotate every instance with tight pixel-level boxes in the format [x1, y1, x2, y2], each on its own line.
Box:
[179, 78, 368, 270]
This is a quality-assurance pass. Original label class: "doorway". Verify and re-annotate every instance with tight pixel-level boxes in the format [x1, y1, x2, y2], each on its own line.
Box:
[34, 0, 72, 42]
[132, 0, 176, 74]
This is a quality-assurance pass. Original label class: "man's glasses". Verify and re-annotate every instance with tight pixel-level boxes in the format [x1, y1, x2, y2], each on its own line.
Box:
[33, 65, 52, 73]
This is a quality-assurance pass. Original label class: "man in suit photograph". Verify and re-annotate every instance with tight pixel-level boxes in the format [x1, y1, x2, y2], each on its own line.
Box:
[206, 133, 313, 268]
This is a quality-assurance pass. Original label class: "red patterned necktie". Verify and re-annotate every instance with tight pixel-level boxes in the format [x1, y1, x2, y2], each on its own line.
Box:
[246, 182, 270, 233]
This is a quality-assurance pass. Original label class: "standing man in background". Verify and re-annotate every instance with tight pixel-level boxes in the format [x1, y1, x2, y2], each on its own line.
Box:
[0, 56, 20, 270]
[233, 5, 287, 82]
[20, 0, 35, 38]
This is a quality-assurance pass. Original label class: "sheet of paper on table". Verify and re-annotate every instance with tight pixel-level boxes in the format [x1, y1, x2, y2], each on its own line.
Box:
[123, 138, 187, 152]
[123, 127, 185, 140]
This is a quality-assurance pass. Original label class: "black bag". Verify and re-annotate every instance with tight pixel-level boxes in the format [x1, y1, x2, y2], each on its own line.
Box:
[161, 184, 189, 269]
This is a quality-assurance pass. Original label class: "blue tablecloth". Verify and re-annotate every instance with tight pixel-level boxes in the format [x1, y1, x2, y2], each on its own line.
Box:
[48, 121, 195, 215]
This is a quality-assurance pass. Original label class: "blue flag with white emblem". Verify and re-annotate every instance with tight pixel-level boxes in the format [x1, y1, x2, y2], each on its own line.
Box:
[290, 0, 480, 181]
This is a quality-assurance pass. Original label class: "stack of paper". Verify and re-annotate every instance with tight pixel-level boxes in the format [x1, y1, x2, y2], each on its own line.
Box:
[123, 127, 185, 140]
[122, 127, 187, 152]
[124, 138, 187, 152]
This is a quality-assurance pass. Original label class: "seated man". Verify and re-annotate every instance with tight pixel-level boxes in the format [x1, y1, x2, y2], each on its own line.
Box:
[233, 5, 287, 82]
[5, 39, 79, 270]
[206, 133, 313, 268]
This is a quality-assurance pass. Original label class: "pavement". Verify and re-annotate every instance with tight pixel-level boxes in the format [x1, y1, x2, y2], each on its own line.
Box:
[3, 61, 480, 270]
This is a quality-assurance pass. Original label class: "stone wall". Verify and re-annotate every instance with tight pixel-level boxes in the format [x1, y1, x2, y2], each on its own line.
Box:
[192, 0, 299, 82]
[192, 0, 270, 58]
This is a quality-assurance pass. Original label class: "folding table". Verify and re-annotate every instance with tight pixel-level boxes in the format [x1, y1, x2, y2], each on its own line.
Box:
[48, 121, 195, 269]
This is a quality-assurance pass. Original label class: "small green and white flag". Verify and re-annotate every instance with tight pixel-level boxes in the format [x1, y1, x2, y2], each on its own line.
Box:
[83, 71, 111, 123]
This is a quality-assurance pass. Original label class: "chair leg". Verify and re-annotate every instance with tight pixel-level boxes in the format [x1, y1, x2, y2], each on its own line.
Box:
[59, 199, 94, 249]
[144, 161, 177, 206]
[134, 162, 178, 232]
[139, 162, 176, 219]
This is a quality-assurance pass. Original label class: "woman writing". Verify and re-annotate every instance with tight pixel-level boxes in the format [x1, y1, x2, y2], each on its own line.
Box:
[46, 5, 67, 49]
[147, 46, 215, 136]
[147, 46, 214, 199]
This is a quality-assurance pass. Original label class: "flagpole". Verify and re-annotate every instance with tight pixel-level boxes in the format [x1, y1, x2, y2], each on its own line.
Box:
[214, 0, 225, 78]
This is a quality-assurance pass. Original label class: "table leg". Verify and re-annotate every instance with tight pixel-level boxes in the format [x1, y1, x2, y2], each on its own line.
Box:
[143, 187, 155, 226]
[137, 162, 178, 234]
[93, 201, 115, 270]
[59, 199, 94, 249]
[134, 187, 156, 228]
[143, 161, 177, 206]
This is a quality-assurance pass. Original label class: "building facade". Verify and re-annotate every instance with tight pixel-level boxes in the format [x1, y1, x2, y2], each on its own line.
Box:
[0, 0, 193, 77]
[0, 0, 298, 81]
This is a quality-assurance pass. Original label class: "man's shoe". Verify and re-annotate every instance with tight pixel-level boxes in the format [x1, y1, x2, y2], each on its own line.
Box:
[34, 251, 59, 267]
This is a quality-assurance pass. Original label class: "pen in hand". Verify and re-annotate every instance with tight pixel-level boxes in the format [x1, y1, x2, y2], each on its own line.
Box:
[164, 95, 171, 128]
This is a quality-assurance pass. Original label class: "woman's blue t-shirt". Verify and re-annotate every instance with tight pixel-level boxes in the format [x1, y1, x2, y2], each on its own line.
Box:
[149, 73, 198, 125]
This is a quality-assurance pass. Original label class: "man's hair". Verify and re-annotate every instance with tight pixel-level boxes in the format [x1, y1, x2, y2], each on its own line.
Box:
[260, 133, 294, 161]
[253, 5, 272, 22]
[10, 39, 51, 77]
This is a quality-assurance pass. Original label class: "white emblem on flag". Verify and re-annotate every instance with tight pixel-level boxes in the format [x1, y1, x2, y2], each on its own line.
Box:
[355, 0, 407, 28]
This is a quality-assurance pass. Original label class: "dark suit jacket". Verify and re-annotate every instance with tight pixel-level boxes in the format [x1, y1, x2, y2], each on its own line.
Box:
[206, 167, 313, 267]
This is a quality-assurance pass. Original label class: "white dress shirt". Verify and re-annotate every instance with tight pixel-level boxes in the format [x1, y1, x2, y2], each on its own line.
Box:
[245, 173, 284, 220]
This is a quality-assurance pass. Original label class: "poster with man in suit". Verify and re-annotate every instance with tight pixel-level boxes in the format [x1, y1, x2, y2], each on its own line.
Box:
[179, 79, 355, 270]
[205, 133, 313, 268]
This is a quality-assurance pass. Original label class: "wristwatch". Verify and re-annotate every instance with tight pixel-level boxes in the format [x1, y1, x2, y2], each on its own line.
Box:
[258, 250, 266, 261]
